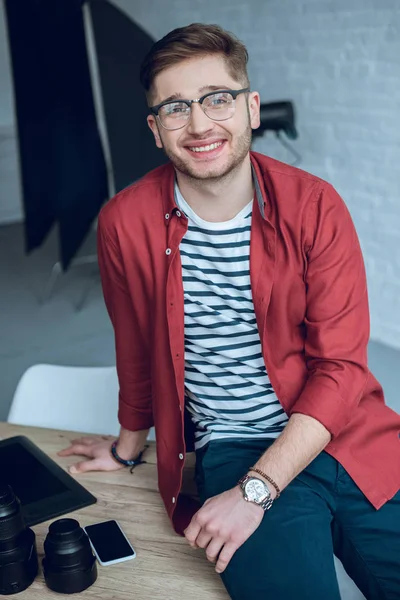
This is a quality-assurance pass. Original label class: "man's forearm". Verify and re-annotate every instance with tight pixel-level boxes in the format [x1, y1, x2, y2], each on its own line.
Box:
[250, 413, 332, 499]
[116, 426, 149, 460]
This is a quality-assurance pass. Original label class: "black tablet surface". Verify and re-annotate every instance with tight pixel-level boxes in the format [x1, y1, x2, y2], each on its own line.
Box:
[0, 435, 97, 526]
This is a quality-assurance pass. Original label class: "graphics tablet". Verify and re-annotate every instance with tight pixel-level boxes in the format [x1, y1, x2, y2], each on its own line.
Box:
[0, 435, 97, 526]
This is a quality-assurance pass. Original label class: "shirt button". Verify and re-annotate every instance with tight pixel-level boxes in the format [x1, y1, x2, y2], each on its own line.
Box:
[179, 453, 184, 460]
[165, 213, 170, 220]
[176, 210, 181, 217]
[172, 496, 176, 504]
[165, 248, 171, 255]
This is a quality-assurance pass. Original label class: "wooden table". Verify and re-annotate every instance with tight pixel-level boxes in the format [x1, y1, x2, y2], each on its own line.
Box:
[0, 423, 229, 600]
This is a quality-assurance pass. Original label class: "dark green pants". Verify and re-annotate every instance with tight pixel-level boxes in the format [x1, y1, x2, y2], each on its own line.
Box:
[195, 439, 400, 600]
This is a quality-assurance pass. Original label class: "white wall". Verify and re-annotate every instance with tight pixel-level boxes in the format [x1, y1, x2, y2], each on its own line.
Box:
[0, 3, 23, 223]
[0, 0, 399, 349]
[0, 2, 13, 127]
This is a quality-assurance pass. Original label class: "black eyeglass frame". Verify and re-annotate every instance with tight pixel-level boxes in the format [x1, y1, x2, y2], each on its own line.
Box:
[149, 87, 250, 119]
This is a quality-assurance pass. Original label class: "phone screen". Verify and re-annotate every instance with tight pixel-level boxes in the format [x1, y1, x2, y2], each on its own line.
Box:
[84, 520, 135, 563]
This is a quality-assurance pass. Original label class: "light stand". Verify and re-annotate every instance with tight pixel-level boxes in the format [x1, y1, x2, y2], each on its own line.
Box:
[252, 100, 301, 165]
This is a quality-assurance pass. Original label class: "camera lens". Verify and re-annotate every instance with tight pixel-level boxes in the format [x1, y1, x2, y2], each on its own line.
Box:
[42, 518, 97, 594]
[0, 483, 38, 595]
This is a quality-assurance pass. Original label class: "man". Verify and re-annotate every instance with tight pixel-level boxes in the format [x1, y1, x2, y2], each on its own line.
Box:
[59, 23, 400, 599]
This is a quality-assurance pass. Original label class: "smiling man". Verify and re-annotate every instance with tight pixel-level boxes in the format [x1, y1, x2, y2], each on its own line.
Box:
[60, 23, 400, 600]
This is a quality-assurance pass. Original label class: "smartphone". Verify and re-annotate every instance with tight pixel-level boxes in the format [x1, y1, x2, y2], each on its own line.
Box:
[84, 520, 136, 566]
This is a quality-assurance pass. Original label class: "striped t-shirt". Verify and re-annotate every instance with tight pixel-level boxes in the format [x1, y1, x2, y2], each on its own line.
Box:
[175, 184, 289, 450]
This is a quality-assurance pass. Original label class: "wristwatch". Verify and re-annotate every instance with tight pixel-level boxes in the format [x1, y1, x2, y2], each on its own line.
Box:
[238, 474, 274, 511]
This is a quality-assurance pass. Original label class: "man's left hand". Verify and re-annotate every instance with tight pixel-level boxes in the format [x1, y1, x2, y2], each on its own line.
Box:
[183, 486, 264, 573]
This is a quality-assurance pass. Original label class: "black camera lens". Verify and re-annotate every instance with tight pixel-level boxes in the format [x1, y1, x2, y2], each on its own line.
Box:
[42, 518, 97, 594]
[0, 483, 38, 595]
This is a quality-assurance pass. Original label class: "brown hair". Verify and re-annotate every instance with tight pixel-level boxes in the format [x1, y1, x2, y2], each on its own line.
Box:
[140, 23, 250, 104]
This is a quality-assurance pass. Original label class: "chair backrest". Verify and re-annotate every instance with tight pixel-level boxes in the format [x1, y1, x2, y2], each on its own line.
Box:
[8, 364, 121, 436]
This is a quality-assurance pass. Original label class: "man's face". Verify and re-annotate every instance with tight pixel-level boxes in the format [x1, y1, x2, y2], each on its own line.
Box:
[147, 55, 260, 181]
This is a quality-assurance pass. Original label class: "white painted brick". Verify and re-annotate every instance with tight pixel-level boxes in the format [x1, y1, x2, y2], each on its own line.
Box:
[113, 0, 400, 350]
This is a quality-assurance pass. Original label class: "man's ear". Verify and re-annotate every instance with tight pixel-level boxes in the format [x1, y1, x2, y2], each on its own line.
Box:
[248, 91, 261, 131]
[147, 115, 163, 149]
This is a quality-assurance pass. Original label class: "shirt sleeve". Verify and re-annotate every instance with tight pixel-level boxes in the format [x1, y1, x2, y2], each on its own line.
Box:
[289, 183, 370, 437]
[97, 210, 153, 432]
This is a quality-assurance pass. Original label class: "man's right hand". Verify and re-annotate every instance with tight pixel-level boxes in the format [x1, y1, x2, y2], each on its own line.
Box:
[57, 430, 148, 474]
[57, 436, 124, 474]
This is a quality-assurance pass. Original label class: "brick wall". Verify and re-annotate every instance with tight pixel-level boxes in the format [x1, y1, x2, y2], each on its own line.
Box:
[114, 0, 400, 349]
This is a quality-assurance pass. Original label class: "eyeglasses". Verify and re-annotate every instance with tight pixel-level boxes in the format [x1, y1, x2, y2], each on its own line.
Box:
[149, 88, 250, 130]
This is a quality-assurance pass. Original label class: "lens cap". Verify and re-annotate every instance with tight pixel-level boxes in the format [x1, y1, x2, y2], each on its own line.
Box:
[0, 484, 38, 596]
[42, 518, 97, 594]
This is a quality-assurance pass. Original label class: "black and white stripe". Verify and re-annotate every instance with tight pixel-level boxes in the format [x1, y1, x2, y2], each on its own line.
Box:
[175, 184, 288, 449]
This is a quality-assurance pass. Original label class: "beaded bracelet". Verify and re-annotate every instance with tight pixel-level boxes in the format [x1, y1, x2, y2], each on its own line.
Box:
[111, 440, 148, 473]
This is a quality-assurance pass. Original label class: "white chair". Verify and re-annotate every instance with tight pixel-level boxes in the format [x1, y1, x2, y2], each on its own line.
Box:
[334, 556, 366, 600]
[8, 364, 155, 440]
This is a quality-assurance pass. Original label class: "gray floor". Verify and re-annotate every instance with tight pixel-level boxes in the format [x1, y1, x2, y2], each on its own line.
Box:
[0, 222, 114, 420]
[1, 222, 399, 421]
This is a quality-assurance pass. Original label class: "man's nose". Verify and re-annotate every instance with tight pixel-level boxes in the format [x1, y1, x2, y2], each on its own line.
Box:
[186, 103, 214, 136]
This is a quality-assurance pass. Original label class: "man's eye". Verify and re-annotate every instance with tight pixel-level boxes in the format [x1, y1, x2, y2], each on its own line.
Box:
[210, 94, 230, 105]
[164, 103, 187, 115]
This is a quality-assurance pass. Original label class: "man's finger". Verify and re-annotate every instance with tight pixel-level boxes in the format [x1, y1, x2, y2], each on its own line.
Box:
[194, 531, 213, 550]
[57, 446, 75, 456]
[215, 541, 237, 574]
[204, 537, 224, 563]
[70, 437, 96, 445]
[69, 459, 101, 474]
[58, 444, 94, 458]
[184, 518, 202, 547]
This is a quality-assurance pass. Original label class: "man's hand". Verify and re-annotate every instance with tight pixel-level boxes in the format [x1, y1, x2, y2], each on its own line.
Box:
[57, 435, 124, 474]
[184, 486, 264, 574]
[57, 428, 149, 474]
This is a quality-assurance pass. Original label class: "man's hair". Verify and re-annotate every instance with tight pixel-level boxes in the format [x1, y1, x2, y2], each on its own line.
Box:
[139, 23, 250, 104]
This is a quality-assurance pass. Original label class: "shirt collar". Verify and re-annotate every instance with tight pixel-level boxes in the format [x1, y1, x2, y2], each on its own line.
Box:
[162, 152, 267, 223]
[251, 161, 266, 219]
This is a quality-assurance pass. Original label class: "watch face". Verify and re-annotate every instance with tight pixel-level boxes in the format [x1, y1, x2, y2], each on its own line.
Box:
[245, 478, 267, 502]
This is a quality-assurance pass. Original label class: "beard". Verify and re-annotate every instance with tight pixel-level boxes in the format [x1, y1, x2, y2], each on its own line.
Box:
[158, 121, 253, 183]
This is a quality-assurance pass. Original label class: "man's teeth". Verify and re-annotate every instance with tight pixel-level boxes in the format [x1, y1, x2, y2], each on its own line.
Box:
[189, 142, 223, 152]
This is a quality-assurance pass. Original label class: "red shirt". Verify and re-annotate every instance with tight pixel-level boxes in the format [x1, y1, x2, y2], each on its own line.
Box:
[97, 152, 400, 535]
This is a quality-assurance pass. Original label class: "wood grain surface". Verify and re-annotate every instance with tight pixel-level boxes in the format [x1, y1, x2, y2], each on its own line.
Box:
[0, 423, 229, 600]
